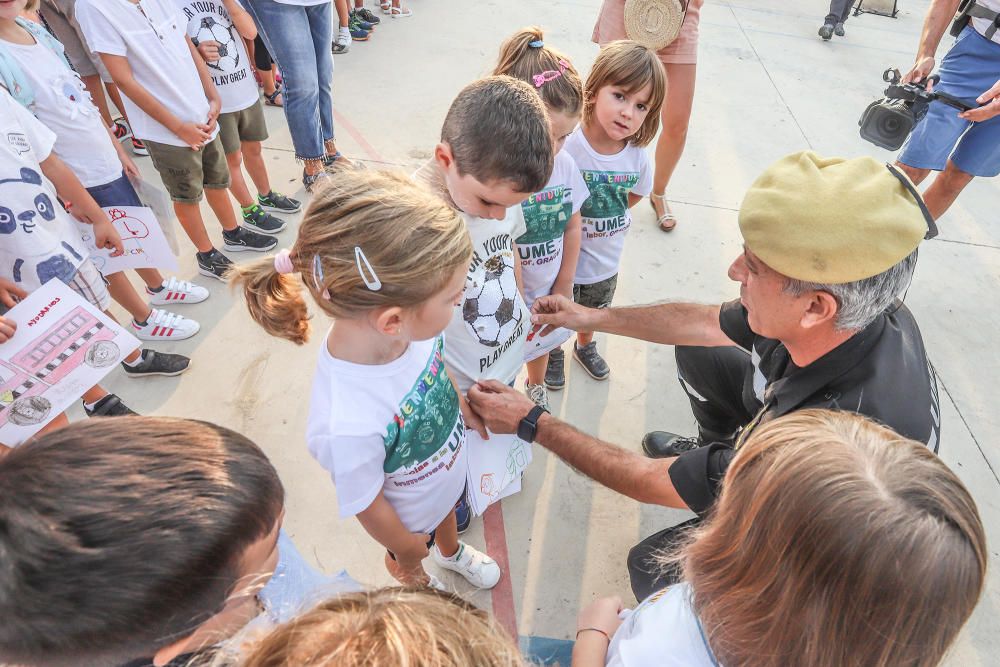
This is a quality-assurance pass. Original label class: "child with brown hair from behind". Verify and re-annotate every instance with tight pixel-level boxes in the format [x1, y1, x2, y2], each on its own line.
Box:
[228, 588, 524, 667]
[232, 170, 504, 592]
[492, 27, 587, 411]
[572, 409, 987, 667]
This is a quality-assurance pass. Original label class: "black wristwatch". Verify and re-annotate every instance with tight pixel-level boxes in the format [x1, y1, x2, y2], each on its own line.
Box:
[517, 405, 547, 443]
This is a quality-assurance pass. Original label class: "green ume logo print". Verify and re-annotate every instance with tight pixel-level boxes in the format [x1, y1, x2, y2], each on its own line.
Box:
[581, 171, 639, 219]
[519, 185, 571, 244]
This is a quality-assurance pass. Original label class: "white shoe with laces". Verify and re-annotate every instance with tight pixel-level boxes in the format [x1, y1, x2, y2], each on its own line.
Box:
[431, 542, 501, 589]
[131, 308, 200, 341]
[146, 277, 209, 305]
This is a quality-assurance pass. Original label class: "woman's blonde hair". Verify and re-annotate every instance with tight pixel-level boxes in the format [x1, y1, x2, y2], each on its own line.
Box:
[231, 170, 472, 345]
[582, 40, 666, 147]
[679, 409, 987, 667]
[492, 27, 583, 117]
[234, 588, 525, 667]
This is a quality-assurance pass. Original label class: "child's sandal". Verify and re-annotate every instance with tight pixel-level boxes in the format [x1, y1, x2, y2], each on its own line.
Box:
[264, 87, 283, 107]
[389, 3, 412, 17]
[650, 192, 677, 232]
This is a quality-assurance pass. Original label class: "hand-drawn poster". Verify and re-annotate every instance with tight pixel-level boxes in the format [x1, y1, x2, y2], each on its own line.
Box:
[0, 280, 140, 445]
[465, 429, 532, 516]
[75, 206, 179, 275]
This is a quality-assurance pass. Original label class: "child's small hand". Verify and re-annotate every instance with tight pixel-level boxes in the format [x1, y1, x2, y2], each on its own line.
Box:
[93, 218, 125, 257]
[459, 392, 489, 440]
[0, 278, 27, 309]
[176, 121, 212, 150]
[0, 315, 17, 343]
[196, 39, 221, 64]
[399, 532, 433, 562]
[121, 153, 141, 182]
[577, 596, 624, 640]
[203, 98, 221, 134]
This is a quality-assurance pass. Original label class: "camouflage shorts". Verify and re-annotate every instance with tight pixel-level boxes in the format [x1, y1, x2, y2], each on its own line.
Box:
[573, 274, 618, 310]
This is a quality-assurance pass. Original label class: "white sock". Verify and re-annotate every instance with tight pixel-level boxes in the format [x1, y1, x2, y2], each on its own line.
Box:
[83, 398, 100, 410]
[339, 26, 351, 37]
[122, 351, 145, 368]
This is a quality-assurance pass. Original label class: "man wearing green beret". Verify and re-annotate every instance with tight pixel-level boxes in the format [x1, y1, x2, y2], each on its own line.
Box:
[467, 151, 942, 600]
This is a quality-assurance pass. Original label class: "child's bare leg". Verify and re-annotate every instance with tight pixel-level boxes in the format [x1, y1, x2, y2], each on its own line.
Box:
[134, 268, 165, 291]
[259, 66, 278, 97]
[82, 385, 110, 404]
[37, 412, 70, 436]
[385, 551, 429, 586]
[101, 308, 142, 364]
[81, 74, 114, 128]
[434, 509, 459, 558]
[173, 201, 214, 253]
[241, 141, 271, 196]
[225, 150, 256, 208]
[526, 354, 548, 386]
[204, 187, 240, 232]
[106, 272, 153, 324]
[577, 331, 594, 347]
[303, 157, 324, 177]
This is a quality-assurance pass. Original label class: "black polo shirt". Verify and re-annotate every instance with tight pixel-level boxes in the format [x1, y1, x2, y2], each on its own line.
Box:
[669, 299, 941, 514]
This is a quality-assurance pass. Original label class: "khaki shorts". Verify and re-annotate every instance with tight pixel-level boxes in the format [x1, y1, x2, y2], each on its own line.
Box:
[144, 136, 230, 203]
[218, 99, 269, 155]
[40, 0, 113, 81]
[574, 274, 618, 310]
[67, 258, 111, 311]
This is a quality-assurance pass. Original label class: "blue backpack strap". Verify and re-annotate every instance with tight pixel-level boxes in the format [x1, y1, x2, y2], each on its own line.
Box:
[16, 17, 72, 68]
[0, 43, 32, 106]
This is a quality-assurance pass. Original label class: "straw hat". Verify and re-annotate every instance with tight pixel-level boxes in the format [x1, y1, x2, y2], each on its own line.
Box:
[624, 0, 688, 51]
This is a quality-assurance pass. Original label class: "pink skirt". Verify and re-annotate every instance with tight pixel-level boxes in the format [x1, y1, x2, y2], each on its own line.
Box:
[592, 0, 703, 65]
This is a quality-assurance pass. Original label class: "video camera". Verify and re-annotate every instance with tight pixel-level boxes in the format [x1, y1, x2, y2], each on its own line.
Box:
[859, 68, 976, 151]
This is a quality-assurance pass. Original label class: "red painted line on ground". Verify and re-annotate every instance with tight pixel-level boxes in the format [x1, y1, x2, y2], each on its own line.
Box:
[332, 109, 385, 163]
[483, 500, 518, 641]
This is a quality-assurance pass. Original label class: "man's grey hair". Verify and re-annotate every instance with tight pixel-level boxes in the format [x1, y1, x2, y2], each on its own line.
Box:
[783, 249, 919, 331]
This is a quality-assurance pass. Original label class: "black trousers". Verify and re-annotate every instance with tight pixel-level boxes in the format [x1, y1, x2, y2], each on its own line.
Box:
[825, 0, 854, 25]
[626, 345, 754, 601]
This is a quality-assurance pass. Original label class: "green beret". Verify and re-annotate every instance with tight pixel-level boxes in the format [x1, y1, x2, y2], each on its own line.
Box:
[738, 151, 928, 284]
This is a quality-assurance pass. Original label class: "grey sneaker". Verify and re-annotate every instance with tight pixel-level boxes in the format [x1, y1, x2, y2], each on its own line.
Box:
[834, 22, 845, 36]
[121, 348, 191, 378]
[196, 249, 234, 281]
[573, 341, 609, 380]
[241, 204, 286, 235]
[83, 393, 137, 417]
[545, 347, 565, 390]
[525, 382, 550, 412]
[641, 431, 702, 459]
[257, 190, 301, 214]
[818, 22, 834, 40]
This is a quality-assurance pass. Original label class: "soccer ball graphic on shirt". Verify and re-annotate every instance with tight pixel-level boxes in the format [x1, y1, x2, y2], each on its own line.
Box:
[194, 17, 240, 72]
[462, 255, 522, 348]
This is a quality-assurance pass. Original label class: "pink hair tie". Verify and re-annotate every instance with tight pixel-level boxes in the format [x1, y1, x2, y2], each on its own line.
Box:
[273, 249, 295, 274]
[532, 59, 571, 88]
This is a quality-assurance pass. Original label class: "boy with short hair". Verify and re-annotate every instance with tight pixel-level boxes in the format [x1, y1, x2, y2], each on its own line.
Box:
[0, 416, 286, 667]
[181, 0, 301, 235]
[75, 0, 278, 281]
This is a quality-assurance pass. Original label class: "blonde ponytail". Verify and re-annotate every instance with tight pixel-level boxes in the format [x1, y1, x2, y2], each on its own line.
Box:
[231, 258, 311, 345]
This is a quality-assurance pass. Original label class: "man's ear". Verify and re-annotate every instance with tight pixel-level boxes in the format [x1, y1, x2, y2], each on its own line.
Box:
[153, 634, 194, 667]
[800, 290, 839, 330]
[434, 142, 454, 171]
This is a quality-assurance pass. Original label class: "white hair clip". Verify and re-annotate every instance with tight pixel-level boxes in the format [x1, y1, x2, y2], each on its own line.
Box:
[355, 246, 382, 292]
[312, 254, 331, 300]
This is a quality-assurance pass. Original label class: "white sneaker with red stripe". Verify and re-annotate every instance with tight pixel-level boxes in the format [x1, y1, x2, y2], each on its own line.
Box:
[131, 308, 200, 341]
[146, 277, 209, 305]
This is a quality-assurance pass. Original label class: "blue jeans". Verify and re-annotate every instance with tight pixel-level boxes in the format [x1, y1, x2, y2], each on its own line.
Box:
[240, 0, 334, 162]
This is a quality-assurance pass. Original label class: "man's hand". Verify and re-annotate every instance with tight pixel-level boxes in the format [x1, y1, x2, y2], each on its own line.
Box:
[196, 39, 221, 64]
[901, 56, 936, 89]
[175, 121, 212, 150]
[0, 315, 17, 343]
[0, 279, 27, 310]
[531, 294, 598, 337]
[92, 219, 125, 256]
[467, 379, 536, 435]
[960, 78, 1000, 122]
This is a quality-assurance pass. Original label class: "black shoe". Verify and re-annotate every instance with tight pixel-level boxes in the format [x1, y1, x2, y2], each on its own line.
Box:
[834, 22, 845, 36]
[545, 347, 566, 390]
[573, 341, 609, 380]
[818, 23, 834, 40]
[84, 393, 138, 417]
[121, 348, 191, 378]
[258, 190, 302, 214]
[197, 248, 234, 281]
[223, 226, 278, 252]
[241, 204, 287, 235]
[641, 431, 703, 459]
[353, 7, 380, 24]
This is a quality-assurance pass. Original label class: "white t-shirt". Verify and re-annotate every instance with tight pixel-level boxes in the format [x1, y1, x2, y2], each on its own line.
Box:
[273, 0, 328, 5]
[306, 335, 467, 535]
[75, 0, 219, 147]
[0, 90, 89, 291]
[173, 0, 258, 113]
[516, 150, 589, 305]
[606, 584, 718, 667]
[564, 128, 653, 285]
[1, 38, 122, 188]
[972, 0, 1000, 45]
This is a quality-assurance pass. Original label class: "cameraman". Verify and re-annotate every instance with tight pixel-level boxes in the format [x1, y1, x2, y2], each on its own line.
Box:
[896, 0, 1000, 219]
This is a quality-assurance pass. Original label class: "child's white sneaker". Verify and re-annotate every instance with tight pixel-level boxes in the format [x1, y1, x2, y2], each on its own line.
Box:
[131, 308, 200, 341]
[146, 277, 209, 305]
[431, 542, 501, 589]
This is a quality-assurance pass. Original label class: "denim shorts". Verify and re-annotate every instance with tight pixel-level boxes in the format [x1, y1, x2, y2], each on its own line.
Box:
[898, 27, 1000, 177]
[85, 171, 143, 208]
